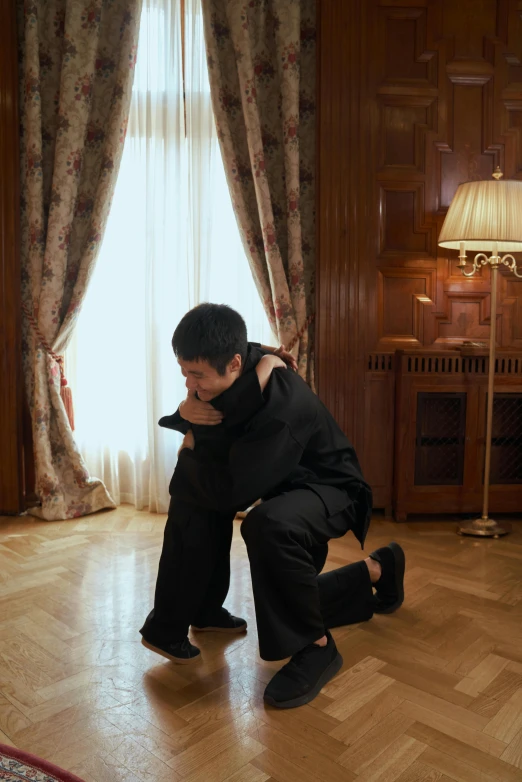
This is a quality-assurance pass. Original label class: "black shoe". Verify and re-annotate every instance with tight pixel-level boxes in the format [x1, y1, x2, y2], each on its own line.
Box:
[192, 608, 247, 634]
[369, 541, 405, 614]
[263, 631, 343, 709]
[141, 634, 201, 664]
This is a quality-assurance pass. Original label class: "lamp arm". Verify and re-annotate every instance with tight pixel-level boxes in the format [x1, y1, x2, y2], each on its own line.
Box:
[461, 252, 490, 277]
[500, 254, 522, 279]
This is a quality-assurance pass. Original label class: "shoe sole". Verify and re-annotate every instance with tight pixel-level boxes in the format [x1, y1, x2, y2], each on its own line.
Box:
[140, 638, 200, 664]
[374, 541, 405, 615]
[192, 623, 247, 634]
[263, 651, 344, 709]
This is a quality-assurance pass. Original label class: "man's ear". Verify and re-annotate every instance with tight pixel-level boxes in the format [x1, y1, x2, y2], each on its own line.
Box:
[228, 354, 242, 373]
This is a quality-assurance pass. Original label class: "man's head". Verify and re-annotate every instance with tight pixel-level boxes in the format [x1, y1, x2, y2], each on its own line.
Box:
[172, 303, 248, 401]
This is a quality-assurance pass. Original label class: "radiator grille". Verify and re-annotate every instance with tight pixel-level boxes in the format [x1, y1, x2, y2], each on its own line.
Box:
[368, 353, 393, 371]
[405, 355, 522, 376]
[415, 393, 467, 485]
[489, 393, 522, 484]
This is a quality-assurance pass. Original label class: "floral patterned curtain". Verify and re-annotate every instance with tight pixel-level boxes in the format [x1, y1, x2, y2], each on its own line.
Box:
[18, 0, 142, 520]
[202, 0, 316, 386]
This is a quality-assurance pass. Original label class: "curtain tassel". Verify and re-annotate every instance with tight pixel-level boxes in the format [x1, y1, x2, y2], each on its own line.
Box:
[21, 301, 76, 430]
[60, 375, 75, 431]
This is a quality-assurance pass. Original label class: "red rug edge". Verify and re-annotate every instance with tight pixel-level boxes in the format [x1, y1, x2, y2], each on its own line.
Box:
[0, 741, 86, 782]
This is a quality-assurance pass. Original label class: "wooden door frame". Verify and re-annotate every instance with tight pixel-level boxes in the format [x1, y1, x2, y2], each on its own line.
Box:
[0, 0, 24, 514]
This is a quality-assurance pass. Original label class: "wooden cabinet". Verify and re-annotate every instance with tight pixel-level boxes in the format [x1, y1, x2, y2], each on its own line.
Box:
[393, 350, 522, 521]
[317, 0, 522, 513]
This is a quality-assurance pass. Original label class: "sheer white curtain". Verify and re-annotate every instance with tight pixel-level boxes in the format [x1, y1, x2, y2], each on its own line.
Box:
[66, 0, 274, 513]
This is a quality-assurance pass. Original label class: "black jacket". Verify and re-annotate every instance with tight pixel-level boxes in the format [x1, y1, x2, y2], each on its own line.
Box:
[160, 344, 372, 546]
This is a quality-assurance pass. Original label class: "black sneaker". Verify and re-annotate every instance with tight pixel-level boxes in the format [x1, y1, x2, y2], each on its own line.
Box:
[369, 541, 405, 614]
[141, 635, 201, 664]
[263, 631, 343, 709]
[192, 608, 247, 634]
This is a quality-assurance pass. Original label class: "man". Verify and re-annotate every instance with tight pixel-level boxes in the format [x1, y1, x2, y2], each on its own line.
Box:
[140, 308, 291, 661]
[141, 304, 405, 709]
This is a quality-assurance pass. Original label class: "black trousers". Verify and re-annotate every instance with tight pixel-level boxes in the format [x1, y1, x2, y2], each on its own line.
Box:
[241, 487, 375, 660]
[141, 499, 236, 643]
[142, 488, 374, 659]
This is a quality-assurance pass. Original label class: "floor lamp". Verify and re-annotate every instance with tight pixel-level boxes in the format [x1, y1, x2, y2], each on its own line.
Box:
[438, 168, 522, 538]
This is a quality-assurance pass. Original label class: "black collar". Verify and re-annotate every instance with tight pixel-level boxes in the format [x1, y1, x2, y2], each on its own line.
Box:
[209, 343, 265, 426]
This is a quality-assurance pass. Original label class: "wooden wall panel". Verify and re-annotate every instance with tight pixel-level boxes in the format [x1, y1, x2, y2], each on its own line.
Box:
[316, 0, 366, 445]
[361, 354, 395, 513]
[317, 0, 522, 510]
[0, 0, 24, 514]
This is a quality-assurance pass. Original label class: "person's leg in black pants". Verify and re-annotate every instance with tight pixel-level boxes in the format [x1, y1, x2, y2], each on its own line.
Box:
[141, 498, 236, 646]
[241, 488, 375, 662]
[241, 487, 405, 708]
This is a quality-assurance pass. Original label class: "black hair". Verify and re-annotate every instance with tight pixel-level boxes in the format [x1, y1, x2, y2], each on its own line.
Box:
[172, 303, 248, 376]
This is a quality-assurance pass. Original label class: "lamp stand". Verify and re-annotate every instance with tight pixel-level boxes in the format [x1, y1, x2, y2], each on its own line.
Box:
[457, 244, 514, 538]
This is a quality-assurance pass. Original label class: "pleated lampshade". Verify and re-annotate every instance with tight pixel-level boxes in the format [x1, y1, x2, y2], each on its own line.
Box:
[438, 175, 522, 253]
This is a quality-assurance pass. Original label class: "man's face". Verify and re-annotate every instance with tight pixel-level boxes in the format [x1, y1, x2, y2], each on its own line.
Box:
[178, 355, 242, 402]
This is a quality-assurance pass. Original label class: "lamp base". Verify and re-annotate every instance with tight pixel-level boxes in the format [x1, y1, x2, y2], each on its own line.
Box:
[457, 516, 511, 538]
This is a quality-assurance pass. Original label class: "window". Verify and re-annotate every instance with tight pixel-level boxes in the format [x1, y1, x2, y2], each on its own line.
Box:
[66, 0, 274, 510]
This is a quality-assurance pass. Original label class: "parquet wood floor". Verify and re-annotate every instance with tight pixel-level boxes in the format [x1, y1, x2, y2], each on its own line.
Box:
[1, 507, 522, 781]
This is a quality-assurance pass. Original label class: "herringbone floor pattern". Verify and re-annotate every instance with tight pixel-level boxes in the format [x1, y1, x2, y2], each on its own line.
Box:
[1, 508, 522, 782]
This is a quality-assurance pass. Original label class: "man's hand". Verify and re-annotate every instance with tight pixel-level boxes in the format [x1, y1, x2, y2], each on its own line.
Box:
[179, 390, 224, 426]
[178, 429, 195, 457]
[274, 344, 298, 372]
[256, 353, 286, 392]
